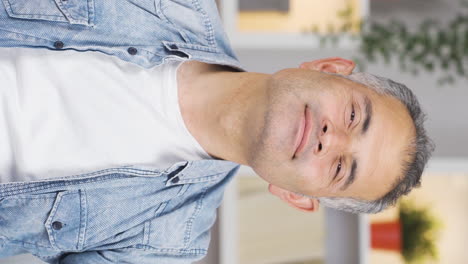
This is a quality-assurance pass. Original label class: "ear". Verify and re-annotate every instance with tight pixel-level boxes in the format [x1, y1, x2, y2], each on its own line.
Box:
[268, 184, 320, 213]
[299, 57, 355, 75]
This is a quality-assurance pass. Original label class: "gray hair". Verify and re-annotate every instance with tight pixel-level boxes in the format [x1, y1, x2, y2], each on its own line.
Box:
[315, 72, 434, 214]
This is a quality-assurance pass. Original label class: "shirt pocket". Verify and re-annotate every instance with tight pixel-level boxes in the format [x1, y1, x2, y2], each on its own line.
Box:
[44, 190, 87, 251]
[2, 0, 95, 26]
[0, 190, 86, 253]
[155, 0, 216, 47]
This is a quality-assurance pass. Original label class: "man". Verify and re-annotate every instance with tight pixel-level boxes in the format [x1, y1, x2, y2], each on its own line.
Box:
[0, 0, 433, 263]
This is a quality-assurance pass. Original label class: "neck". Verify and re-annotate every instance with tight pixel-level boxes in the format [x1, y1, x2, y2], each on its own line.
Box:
[177, 61, 269, 165]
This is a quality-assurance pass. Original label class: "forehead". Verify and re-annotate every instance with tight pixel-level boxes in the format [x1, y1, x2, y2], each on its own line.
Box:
[343, 82, 415, 200]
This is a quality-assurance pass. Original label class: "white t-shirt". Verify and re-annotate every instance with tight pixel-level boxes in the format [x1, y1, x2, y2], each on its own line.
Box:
[0, 48, 210, 183]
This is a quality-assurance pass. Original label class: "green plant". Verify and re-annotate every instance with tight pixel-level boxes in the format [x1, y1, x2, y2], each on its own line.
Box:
[305, 0, 468, 86]
[399, 200, 440, 264]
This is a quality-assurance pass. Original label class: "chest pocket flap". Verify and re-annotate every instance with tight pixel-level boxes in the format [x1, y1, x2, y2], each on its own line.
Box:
[2, 0, 94, 26]
[45, 190, 86, 251]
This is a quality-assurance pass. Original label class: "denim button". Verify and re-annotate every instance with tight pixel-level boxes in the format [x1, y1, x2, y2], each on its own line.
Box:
[52, 221, 63, 230]
[171, 177, 180, 184]
[127, 47, 138, 55]
[53, 41, 64, 49]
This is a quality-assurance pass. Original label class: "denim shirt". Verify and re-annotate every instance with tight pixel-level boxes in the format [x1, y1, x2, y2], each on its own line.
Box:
[0, 0, 243, 70]
[0, 161, 240, 263]
[0, 0, 243, 263]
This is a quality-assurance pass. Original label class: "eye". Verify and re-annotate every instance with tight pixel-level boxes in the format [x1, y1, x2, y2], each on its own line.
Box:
[350, 105, 356, 123]
[336, 158, 342, 176]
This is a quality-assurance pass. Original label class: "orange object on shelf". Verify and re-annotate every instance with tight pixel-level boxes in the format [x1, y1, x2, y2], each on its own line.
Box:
[371, 221, 402, 252]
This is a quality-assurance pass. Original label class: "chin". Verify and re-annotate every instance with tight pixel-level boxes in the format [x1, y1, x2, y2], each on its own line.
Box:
[248, 137, 290, 173]
[246, 96, 303, 177]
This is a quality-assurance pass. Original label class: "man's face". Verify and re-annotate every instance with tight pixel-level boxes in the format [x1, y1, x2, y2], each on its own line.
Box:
[247, 67, 415, 201]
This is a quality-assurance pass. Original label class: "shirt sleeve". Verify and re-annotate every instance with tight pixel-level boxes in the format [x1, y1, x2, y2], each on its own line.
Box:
[58, 248, 205, 264]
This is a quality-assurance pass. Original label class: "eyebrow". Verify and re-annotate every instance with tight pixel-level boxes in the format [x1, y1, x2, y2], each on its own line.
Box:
[338, 96, 372, 191]
[361, 96, 373, 135]
[340, 159, 358, 191]
[335, 96, 372, 191]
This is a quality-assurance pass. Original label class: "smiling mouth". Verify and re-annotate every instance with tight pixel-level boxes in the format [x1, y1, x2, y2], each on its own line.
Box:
[293, 106, 312, 158]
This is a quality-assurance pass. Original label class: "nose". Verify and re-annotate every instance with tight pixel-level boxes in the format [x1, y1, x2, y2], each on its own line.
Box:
[315, 119, 349, 156]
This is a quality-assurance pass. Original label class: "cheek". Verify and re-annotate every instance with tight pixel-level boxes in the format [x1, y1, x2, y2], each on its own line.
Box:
[295, 157, 331, 191]
[322, 97, 346, 116]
